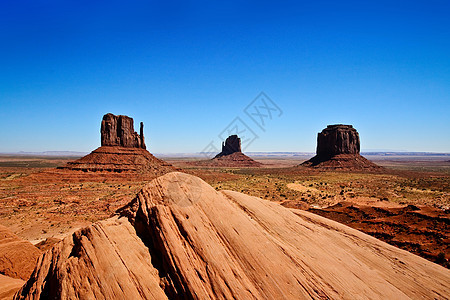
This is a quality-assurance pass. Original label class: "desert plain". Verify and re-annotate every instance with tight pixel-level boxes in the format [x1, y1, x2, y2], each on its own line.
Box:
[0, 120, 449, 299]
[1, 153, 448, 263]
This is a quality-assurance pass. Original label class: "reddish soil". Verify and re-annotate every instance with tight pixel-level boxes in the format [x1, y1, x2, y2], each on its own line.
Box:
[309, 202, 449, 268]
[188, 152, 262, 168]
[0, 160, 179, 243]
[1, 155, 448, 275]
[60, 146, 176, 175]
[301, 154, 383, 171]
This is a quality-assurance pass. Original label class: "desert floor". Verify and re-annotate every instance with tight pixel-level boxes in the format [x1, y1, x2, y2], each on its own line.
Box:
[0, 154, 448, 268]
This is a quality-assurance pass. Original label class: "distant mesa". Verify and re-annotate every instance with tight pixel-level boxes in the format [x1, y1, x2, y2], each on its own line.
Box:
[193, 135, 262, 167]
[301, 124, 381, 170]
[59, 113, 175, 175]
[214, 135, 242, 158]
[317, 125, 360, 156]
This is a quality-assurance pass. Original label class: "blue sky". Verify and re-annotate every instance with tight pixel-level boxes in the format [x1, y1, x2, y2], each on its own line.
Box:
[0, 0, 449, 153]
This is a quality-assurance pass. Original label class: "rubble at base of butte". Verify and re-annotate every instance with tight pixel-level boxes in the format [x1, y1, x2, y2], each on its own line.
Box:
[301, 124, 382, 170]
[59, 113, 175, 175]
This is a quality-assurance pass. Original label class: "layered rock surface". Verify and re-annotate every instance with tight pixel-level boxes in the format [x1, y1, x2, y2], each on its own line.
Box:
[0, 275, 24, 300]
[317, 124, 360, 156]
[0, 225, 42, 280]
[16, 172, 449, 299]
[101, 113, 146, 149]
[302, 124, 381, 170]
[61, 146, 175, 174]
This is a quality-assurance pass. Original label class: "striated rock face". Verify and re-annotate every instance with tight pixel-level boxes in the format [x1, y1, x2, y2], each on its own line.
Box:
[16, 172, 449, 299]
[215, 135, 241, 157]
[302, 124, 380, 170]
[317, 124, 360, 157]
[101, 113, 146, 149]
[61, 146, 175, 174]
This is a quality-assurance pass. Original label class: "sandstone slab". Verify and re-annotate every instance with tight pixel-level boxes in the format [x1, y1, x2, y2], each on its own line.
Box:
[0, 225, 42, 281]
[16, 172, 449, 299]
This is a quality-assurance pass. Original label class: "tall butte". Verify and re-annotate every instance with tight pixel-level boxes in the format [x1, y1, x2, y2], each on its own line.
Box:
[100, 113, 146, 149]
[301, 124, 381, 170]
[59, 113, 175, 175]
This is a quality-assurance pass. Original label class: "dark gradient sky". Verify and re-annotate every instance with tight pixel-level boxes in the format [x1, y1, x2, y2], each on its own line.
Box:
[1, 1, 449, 153]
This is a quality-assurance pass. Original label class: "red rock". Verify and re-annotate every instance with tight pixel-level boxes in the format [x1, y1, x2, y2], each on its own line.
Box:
[15, 172, 450, 299]
[101, 113, 146, 149]
[215, 135, 242, 157]
[34, 238, 60, 252]
[59, 114, 176, 175]
[0, 225, 42, 280]
[317, 124, 359, 156]
[0, 275, 24, 300]
[190, 135, 262, 167]
[61, 146, 176, 174]
[302, 125, 381, 170]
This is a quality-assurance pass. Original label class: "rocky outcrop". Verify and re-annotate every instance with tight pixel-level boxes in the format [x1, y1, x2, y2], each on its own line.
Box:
[101, 113, 146, 149]
[60, 114, 176, 175]
[15, 172, 449, 299]
[317, 124, 360, 157]
[215, 135, 241, 157]
[61, 146, 175, 174]
[0, 225, 42, 280]
[302, 125, 381, 170]
[0, 275, 24, 300]
[191, 135, 262, 167]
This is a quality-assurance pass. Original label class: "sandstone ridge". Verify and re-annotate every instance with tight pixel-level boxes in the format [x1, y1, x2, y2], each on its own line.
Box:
[0, 225, 42, 281]
[15, 172, 449, 299]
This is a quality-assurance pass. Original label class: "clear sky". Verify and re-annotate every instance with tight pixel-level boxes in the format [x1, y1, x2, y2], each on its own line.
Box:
[1, 0, 449, 153]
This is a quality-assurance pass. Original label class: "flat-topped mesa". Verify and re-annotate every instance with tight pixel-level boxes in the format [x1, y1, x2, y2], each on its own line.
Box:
[215, 135, 241, 158]
[302, 124, 381, 170]
[317, 124, 360, 157]
[101, 113, 146, 149]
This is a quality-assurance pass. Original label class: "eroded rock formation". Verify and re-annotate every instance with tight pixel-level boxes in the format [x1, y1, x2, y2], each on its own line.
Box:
[302, 124, 381, 170]
[190, 135, 262, 167]
[216, 134, 241, 157]
[317, 124, 360, 157]
[101, 113, 146, 149]
[59, 114, 175, 175]
[15, 172, 450, 299]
